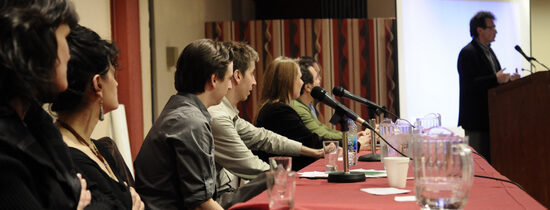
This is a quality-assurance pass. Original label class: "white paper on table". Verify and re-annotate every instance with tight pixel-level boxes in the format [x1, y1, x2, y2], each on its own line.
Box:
[394, 195, 416, 202]
[360, 188, 410, 195]
[298, 169, 386, 178]
[350, 168, 387, 178]
[298, 171, 329, 178]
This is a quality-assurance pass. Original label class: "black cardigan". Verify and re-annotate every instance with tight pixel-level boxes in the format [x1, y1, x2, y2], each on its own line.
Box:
[68, 138, 133, 209]
[254, 102, 322, 171]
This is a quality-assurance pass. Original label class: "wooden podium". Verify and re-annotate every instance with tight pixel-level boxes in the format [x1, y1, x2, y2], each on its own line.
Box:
[488, 71, 550, 208]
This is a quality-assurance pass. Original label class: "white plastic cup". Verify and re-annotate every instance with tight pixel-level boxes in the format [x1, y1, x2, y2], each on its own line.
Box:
[384, 157, 410, 188]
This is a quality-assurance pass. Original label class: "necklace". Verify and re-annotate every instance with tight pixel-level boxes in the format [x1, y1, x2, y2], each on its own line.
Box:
[57, 120, 117, 180]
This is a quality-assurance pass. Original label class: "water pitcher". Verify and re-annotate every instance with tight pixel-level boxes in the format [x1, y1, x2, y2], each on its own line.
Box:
[413, 127, 474, 209]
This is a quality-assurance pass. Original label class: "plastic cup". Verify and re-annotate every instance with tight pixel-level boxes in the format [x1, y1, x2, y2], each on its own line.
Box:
[384, 157, 410, 188]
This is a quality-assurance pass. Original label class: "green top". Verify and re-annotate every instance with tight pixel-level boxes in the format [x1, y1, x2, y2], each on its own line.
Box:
[289, 99, 343, 140]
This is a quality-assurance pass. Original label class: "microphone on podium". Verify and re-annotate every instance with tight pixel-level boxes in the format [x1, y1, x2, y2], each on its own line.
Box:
[514, 45, 534, 62]
[515, 45, 550, 71]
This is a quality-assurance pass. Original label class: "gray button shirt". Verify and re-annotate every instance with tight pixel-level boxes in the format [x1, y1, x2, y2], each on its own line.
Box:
[134, 93, 216, 209]
[208, 97, 302, 192]
[476, 39, 499, 74]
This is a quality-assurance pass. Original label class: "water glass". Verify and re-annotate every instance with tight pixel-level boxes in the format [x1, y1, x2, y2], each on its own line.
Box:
[269, 156, 292, 172]
[322, 141, 339, 172]
[266, 171, 296, 210]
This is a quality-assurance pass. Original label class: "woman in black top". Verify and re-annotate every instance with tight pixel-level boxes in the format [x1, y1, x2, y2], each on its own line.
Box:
[255, 57, 323, 171]
[0, 1, 92, 209]
[51, 25, 144, 210]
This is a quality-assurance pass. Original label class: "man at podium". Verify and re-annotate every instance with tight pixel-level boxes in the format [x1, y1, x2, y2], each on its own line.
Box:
[457, 11, 519, 162]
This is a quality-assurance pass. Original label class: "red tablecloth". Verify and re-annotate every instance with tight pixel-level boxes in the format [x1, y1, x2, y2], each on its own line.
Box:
[230, 152, 544, 210]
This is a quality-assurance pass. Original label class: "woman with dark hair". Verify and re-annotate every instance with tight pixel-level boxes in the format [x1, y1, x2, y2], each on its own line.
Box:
[0, 0, 92, 209]
[254, 57, 322, 171]
[51, 25, 144, 210]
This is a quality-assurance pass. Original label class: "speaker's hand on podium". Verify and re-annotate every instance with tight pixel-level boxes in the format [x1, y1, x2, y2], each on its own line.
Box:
[510, 70, 520, 81]
[497, 69, 510, 84]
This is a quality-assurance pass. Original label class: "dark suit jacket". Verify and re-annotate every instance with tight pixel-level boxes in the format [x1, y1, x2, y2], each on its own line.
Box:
[254, 102, 322, 171]
[0, 103, 80, 209]
[457, 40, 500, 131]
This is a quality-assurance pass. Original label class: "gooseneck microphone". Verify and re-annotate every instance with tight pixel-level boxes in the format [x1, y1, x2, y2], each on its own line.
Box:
[514, 45, 534, 62]
[332, 86, 399, 119]
[311, 86, 372, 130]
[514, 45, 550, 71]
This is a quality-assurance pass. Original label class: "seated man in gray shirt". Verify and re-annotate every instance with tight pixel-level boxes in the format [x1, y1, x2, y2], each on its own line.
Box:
[208, 41, 323, 193]
[134, 39, 235, 210]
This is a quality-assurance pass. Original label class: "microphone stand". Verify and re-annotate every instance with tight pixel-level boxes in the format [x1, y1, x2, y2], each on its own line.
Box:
[533, 59, 550, 71]
[358, 106, 381, 162]
[327, 110, 366, 183]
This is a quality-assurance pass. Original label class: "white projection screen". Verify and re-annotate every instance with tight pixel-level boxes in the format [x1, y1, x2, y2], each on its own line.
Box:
[396, 0, 530, 135]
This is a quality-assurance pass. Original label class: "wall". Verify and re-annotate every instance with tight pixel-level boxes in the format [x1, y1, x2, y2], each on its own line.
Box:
[531, 0, 550, 72]
[367, 0, 395, 18]
[72, 0, 113, 139]
[151, 0, 232, 118]
[139, 0, 152, 136]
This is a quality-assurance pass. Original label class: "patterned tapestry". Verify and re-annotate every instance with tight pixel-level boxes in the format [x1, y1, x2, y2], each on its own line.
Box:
[205, 18, 398, 126]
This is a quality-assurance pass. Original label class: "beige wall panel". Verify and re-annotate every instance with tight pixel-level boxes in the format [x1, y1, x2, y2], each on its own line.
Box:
[152, 0, 232, 118]
[140, 0, 153, 134]
[72, 0, 112, 139]
[531, 0, 550, 73]
[73, 0, 111, 40]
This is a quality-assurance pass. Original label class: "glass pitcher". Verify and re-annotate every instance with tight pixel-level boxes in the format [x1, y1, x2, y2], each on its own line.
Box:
[379, 118, 394, 163]
[380, 119, 413, 166]
[412, 127, 474, 209]
[414, 113, 442, 134]
[387, 119, 413, 157]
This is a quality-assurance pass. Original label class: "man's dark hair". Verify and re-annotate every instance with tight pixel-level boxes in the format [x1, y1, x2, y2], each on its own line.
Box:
[52, 25, 119, 113]
[469, 11, 495, 38]
[224, 41, 258, 74]
[298, 56, 316, 95]
[174, 39, 231, 94]
[298, 56, 317, 69]
[0, 0, 79, 105]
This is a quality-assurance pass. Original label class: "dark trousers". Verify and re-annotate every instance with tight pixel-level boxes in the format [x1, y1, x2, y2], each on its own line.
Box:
[216, 173, 267, 209]
[465, 130, 490, 163]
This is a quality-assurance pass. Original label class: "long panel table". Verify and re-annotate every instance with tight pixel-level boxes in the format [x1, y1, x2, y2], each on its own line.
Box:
[230, 152, 544, 209]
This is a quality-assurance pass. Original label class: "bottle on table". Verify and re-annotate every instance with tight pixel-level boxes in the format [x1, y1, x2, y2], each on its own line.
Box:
[347, 118, 358, 166]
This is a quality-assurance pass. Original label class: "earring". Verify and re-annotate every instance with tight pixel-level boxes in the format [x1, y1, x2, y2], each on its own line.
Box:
[99, 99, 104, 121]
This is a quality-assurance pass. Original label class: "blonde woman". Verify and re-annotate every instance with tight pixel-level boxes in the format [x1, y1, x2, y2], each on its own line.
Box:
[254, 57, 322, 171]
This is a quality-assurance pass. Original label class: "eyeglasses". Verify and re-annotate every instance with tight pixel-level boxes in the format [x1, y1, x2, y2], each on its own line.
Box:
[484, 25, 496, 30]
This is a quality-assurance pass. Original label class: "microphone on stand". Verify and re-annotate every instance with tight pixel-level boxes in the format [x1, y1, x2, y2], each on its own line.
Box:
[311, 86, 409, 161]
[515, 45, 550, 71]
[514, 45, 534, 62]
[332, 86, 399, 119]
[311, 86, 372, 130]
